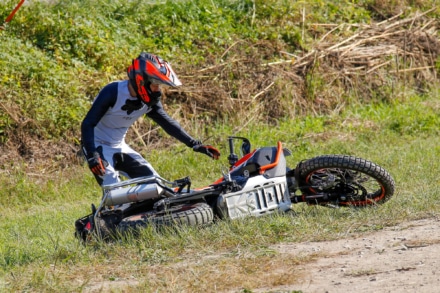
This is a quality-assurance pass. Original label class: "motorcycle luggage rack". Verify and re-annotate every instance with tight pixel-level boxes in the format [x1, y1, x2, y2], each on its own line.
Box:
[173, 176, 191, 193]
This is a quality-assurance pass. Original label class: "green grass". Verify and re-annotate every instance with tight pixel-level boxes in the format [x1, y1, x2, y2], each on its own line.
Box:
[1, 90, 440, 292]
[1, 0, 439, 291]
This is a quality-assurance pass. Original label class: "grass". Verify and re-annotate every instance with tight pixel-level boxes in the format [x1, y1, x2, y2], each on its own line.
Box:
[1, 90, 440, 292]
[1, 0, 439, 291]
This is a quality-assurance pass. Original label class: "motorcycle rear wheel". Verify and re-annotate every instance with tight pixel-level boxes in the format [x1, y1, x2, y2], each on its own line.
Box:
[118, 202, 214, 233]
[297, 155, 395, 207]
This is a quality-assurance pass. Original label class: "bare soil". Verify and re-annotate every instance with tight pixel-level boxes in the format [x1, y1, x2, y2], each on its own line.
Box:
[81, 218, 440, 293]
[267, 217, 440, 293]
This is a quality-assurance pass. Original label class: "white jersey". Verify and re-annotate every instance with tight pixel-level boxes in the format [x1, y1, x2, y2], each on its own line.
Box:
[94, 80, 151, 147]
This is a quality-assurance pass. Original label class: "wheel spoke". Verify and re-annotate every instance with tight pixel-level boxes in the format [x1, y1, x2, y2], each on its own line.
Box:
[299, 155, 394, 207]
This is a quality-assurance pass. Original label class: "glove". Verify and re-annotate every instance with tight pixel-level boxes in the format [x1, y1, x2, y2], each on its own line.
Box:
[87, 151, 108, 176]
[193, 144, 221, 160]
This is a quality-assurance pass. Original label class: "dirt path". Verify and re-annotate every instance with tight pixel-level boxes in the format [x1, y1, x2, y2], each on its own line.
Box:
[268, 218, 440, 293]
[80, 218, 440, 293]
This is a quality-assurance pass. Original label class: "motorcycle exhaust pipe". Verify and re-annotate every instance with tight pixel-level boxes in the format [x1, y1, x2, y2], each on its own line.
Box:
[104, 183, 164, 206]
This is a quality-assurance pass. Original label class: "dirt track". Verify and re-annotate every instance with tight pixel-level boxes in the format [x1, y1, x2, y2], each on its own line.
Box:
[268, 218, 440, 293]
[80, 218, 440, 293]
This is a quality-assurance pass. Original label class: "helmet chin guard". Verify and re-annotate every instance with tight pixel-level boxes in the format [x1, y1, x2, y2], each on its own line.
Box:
[127, 53, 182, 105]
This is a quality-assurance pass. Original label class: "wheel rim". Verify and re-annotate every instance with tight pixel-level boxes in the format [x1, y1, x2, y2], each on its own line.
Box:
[306, 168, 386, 206]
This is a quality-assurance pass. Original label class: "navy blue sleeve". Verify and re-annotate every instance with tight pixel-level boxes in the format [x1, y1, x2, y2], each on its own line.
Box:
[146, 102, 199, 148]
[81, 82, 118, 157]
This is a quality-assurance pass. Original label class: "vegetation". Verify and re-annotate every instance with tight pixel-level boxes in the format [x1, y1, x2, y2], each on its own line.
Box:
[1, 0, 438, 146]
[0, 0, 439, 292]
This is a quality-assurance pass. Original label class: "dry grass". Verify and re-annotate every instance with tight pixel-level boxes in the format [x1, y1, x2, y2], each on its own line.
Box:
[6, 246, 312, 292]
[168, 9, 439, 121]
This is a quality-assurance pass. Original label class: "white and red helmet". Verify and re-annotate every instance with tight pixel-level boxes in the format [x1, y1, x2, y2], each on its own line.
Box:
[127, 52, 182, 105]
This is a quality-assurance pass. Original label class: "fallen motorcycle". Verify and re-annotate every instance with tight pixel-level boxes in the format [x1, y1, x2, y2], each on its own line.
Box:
[75, 136, 395, 241]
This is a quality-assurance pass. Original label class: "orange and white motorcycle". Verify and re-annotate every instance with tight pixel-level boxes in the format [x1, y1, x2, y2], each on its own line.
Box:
[75, 136, 395, 241]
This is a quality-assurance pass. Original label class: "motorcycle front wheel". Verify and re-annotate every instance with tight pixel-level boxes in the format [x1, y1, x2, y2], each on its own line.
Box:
[296, 155, 395, 207]
[118, 202, 214, 233]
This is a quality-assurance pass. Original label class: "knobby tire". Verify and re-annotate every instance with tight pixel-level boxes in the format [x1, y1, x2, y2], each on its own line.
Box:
[297, 155, 395, 207]
[118, 202, 214, 233]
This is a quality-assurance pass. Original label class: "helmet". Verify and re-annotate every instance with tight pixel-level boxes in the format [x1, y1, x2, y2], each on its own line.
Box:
[127, 52, 182, 105]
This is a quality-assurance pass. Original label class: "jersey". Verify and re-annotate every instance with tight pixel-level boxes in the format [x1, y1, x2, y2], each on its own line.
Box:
[81, 80, 198, 158]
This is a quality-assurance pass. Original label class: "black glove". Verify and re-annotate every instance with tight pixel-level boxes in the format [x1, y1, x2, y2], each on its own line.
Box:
[87, 151, 108, 176]
[193, 144, 221, 160]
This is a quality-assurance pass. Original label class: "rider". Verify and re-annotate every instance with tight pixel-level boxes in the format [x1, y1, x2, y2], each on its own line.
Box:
[81, 52, 220, 186]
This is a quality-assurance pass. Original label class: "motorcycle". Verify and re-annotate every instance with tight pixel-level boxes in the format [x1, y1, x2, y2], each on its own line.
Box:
[75, 136, 395, 241]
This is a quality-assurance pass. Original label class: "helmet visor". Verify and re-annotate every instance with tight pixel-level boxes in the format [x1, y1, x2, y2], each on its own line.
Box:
[145, 59, 182, 87]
